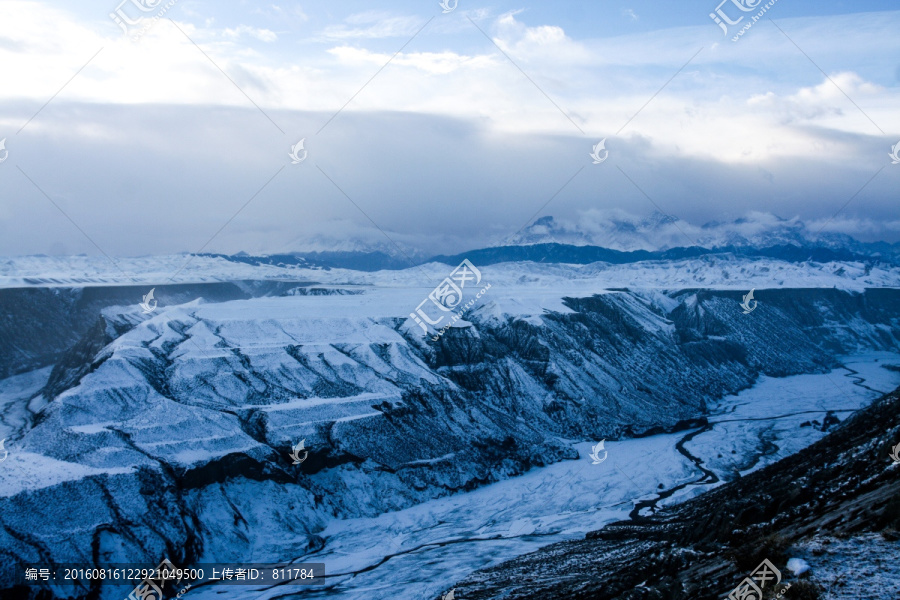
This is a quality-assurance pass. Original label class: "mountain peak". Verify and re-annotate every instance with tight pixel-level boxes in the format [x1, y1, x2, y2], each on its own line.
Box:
[503, 210, 866, 253]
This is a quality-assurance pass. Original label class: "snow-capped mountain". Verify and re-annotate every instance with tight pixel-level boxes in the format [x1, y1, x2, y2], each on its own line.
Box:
[247, 211, 900, 270]
[504, 211, 900, 257]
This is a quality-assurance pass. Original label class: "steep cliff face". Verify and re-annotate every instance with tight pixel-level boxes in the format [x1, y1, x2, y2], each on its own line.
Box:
[0, 281, 310, 379]
[0, 287, 86, 380]
[0, 285, 898, 597]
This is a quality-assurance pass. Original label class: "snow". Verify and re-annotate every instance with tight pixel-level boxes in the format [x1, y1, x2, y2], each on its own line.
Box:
[241, 393, 397, 412]
[503, 211, 871, 253]
[787, 557, 811, 576]
[2, 252, 898, 599]
[0, 366, 52, 441]
[68, 423, 117, 434]
[30, 258, 893, 378]
[790, 534, 900, 600]
[402, 453, 457, 466]
[183, 352, 900, 600]
[1, 253, 898, 295]
[682, 353, 900, 486]
[0, 452, 133, 497]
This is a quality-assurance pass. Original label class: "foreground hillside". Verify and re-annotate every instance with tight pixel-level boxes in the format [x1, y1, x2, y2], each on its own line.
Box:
[451, 385, 900, 599]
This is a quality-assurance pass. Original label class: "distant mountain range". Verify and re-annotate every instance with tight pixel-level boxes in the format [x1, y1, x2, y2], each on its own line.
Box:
[504, 211, 872, 251]
[206, 212, 900, 272]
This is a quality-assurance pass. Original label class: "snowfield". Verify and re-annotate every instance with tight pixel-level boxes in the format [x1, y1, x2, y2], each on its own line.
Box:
[1, 252, 898, 293]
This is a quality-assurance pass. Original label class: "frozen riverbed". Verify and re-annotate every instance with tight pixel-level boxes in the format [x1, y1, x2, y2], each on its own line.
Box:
[184, 353, 900, 600]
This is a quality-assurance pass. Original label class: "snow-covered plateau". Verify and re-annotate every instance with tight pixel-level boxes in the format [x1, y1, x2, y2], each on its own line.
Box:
[1, 252, 899, 290]
[0, 252, 898, 600]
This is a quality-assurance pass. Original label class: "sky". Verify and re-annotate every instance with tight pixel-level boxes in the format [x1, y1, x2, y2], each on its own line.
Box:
[0, 0, 898, 257]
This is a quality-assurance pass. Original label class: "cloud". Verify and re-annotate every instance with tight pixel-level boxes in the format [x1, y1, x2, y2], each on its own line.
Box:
[492, 11, 593, 65]
[326, 46, 498, 74]
[2, 5, 897, 147]
[317, 12, 423, 40]
[1, 3, 899, 258]
[1, 104, 897, 260]
[807, 216, 900, 237]
[222, 25, 278, 43]
[252, 4, 309, 23]
[748, 72, 885, 125]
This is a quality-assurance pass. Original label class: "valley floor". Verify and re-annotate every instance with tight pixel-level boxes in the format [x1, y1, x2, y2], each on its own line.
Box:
[173, 352, 900, 600]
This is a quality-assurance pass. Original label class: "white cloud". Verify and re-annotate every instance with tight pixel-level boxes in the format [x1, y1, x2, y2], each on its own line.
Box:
[222, 25, 278, 43]
[326, 46, 498, 75]
[317, 12, 422, 40]
[1, 4, 895, 169]
[748, 72, 884, 123]
[1, 5, 896, 157]
[253, 4, 309, 23]
[492, 11, 593, 65]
